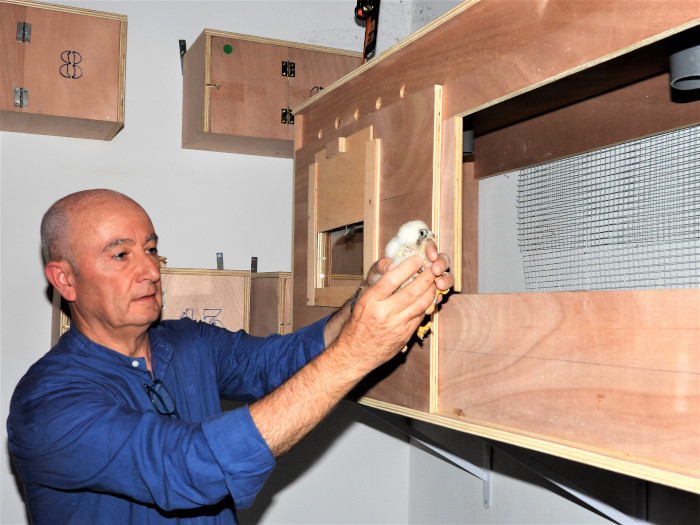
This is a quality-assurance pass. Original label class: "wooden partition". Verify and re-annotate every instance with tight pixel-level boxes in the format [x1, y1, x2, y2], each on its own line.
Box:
[292, 0, 700, 493]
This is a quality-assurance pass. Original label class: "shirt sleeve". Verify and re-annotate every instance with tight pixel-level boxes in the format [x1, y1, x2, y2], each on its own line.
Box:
[205, 314, 330, 401]
[8, 376, 271, 512]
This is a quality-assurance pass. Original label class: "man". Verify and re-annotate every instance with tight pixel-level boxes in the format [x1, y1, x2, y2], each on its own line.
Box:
[7, 189, 452, 524]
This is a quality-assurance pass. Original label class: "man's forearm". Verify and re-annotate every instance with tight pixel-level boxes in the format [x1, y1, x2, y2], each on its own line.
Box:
[248, 337, 365, 457]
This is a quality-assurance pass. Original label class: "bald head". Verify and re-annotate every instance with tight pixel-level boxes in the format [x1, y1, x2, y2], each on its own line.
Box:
[40, 189, 148, 266]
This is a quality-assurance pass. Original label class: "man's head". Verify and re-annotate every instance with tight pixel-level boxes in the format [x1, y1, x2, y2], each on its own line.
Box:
[42, 189, 163, 342]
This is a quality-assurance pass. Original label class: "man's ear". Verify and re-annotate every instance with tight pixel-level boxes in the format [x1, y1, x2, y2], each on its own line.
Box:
[45, 261, 77, 302]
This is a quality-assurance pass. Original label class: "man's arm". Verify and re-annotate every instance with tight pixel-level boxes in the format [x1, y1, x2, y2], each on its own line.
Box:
[249, 247, 452, 457]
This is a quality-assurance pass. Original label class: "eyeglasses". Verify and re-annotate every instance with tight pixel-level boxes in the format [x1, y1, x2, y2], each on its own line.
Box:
[144, 379, 180, 419]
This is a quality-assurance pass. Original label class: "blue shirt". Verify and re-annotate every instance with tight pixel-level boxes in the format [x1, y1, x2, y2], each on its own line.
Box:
[7, 316, 328, 524]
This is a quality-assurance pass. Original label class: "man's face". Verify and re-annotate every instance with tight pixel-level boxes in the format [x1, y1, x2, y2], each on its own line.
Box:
[67, 199, 162, 336]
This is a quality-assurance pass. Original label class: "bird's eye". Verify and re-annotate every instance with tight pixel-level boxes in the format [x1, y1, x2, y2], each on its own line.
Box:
[418, 229, 428, 239]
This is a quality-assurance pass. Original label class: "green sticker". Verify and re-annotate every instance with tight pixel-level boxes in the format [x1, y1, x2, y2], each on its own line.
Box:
[223, 44, 233, 54]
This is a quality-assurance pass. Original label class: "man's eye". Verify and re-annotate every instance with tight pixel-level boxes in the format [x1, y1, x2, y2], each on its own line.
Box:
[113, 252, 127, 261]
[146, 247, 158, 256]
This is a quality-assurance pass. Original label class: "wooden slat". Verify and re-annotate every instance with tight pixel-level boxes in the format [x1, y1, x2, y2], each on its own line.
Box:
[439, 290, 700, 373]
[437, 290, 700, 488]
[474, 72, 700, 178]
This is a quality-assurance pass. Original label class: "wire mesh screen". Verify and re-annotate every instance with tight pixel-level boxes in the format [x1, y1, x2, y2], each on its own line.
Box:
[517, 124, 700, 292]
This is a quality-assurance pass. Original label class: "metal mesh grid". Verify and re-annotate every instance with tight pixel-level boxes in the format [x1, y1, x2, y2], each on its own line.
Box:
[517, 125, 700, 292]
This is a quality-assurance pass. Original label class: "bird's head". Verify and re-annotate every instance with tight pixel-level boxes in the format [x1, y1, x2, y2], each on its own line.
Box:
[398, 220, 435, 246]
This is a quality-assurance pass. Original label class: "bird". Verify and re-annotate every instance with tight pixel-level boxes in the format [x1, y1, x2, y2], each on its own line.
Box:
[384, 220, 446, 343]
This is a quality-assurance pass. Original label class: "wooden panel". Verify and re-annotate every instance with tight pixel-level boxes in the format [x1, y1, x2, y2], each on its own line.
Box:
[438, 290, 700, 486]
[294, 0, 700, 144]
[181, 31, 208, 149]
[315, 127, 373, 232]
[209, 36, 289, 141]
[461, 161, 478, 293]
[0, 0, 126, 140]
[249, 272, 291, 336]
[160, 269, 249, 333]
[475, 72, 700, 178]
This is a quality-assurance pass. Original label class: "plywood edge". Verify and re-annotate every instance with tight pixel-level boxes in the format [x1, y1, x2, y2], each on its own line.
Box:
[2, 0, 127, 20]
[355, 397, 700, 494]
[202, 28, 362, 58]
[116, 18, 127, 127]
[161, 268, 250, 277]
[251, 272, 291, 279]
[293, 0, 482, 114]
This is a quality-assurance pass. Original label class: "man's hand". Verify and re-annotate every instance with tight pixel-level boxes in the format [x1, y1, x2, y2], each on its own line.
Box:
[324, 240, 452, 347]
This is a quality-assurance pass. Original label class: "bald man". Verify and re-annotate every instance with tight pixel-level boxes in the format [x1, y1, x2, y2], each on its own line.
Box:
[8, 189, 452, 524]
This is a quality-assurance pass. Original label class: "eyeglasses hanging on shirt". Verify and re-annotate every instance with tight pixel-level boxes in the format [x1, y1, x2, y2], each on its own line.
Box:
[144, 379, 180, 419]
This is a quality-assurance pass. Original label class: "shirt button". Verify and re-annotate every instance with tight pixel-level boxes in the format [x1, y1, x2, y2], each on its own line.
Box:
[131, 360, 139, 368]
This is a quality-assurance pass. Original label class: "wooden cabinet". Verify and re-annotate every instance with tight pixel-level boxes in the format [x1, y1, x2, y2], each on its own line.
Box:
[182, 29, 361, 157]
[248, 272, 292, 336]
[0, 0, 126, 140]
[160, 269, 249, 332]
[292, 0, 700, 494]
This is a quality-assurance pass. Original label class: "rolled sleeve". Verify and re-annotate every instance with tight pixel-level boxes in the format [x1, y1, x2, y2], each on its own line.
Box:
[201, 405, 275, 509]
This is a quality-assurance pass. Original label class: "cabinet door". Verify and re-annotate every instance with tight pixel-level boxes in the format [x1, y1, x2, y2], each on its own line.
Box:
[0, 1, 125, 139]
[209, 36, 291, 142]
[22, 8, 122, 122]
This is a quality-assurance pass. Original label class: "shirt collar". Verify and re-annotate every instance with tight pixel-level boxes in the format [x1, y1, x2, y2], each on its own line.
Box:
[61, 323, 174, 377]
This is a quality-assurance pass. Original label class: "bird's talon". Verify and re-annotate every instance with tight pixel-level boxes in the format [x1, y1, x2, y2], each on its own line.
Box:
[417, 321, 432, 340]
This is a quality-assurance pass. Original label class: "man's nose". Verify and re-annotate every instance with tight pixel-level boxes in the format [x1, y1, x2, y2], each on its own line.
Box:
[138, 251, 161, 282]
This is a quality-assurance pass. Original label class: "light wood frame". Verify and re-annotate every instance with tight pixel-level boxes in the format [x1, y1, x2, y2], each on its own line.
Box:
[292, 0, 700, 493]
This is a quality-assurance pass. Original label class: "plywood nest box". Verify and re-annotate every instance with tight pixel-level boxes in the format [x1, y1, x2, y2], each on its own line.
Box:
[181, 29, 361, 157]
[0, 0, 126, 140]
[291, 0, 700, 494]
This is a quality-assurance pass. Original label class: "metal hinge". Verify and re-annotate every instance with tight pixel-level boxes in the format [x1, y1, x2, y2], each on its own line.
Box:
[14, 87, 28, 108]
[16, 22, 31, 42]
[281, 108, 294, 125]
[281, 60, 295, 77]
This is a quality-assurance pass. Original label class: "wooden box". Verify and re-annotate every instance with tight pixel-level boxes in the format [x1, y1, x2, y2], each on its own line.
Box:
[182, 29, 361, 157]
[0, 0, 126, 140]
[292, 0, 700, 493]
[160, 268, 249, 332]
[248, 272, 292, 337]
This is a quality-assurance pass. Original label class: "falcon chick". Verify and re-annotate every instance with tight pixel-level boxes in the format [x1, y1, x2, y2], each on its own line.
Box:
[385, 220, 445, 342]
